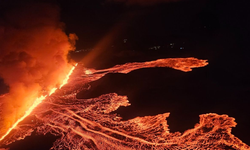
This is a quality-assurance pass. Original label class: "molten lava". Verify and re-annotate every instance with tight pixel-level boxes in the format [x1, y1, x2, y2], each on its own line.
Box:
[59, 64, 78, 89]
[0, 64, 77, 142]
[0, 58, 249, 150]
[0, 95, 47, 142]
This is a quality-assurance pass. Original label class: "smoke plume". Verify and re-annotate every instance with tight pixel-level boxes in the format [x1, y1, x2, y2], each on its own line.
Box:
[109, 0, 182, 6]
[0, 2, 77, 137]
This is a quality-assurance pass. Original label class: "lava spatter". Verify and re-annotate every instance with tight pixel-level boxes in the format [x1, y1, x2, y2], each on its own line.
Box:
[0, 57, 249, 150]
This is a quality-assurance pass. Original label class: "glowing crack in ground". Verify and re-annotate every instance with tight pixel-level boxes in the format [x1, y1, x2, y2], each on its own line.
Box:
[0, 58, 249, 150]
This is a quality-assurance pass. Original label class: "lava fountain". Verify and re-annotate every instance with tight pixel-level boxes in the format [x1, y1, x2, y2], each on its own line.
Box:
[0, 2, 249, 150]
[0, 57, 249, 150]
[0, 3, 78, 144]
[0, 64, 77, 142]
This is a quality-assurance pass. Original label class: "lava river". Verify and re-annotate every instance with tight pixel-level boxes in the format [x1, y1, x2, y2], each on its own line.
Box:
[0, 57, 249, 150]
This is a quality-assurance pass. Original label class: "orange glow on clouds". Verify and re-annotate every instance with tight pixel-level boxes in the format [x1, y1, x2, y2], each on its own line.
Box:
[0, 95, 47, 141]
[0, 64, 77, 142]
[0, 3, 78, 141]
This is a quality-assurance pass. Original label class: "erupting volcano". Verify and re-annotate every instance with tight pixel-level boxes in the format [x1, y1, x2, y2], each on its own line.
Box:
[0, 57, 249, 149]
[1, 0, 250, 150]
[0, 63, 77, 142]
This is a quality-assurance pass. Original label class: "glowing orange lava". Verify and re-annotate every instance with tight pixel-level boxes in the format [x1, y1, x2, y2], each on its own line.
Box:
[0, 58, 249, 150]
[85, 69, 93, 75]
[0, 95, 47, 141]
[0, 64, 77, 142]
[59, 63, 78, 89]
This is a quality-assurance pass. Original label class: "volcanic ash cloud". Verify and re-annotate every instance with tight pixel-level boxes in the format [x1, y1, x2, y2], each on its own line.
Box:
[0, 3, 77, 137]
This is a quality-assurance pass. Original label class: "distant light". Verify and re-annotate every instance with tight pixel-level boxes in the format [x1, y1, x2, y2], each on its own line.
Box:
[149, 46, 161, 50]
[123, 39, 127, 43]
[180, 47, 184, 50]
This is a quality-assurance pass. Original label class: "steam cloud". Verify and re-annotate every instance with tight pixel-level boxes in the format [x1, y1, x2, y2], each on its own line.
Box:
[0, 2, 77, 136]
[109, 0, 181, 5]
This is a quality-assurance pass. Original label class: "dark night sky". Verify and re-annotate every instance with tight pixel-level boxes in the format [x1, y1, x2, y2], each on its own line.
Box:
[1, 0, 250, 149]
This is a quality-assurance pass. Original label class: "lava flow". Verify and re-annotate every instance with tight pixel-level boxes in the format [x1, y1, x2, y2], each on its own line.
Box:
[0, 58, 249, 150]
[0, 64, 77, 142]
